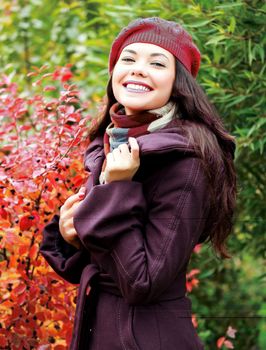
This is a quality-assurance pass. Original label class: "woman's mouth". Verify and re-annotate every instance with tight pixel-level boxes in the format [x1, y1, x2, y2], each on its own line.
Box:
[123, 83, 153, 93]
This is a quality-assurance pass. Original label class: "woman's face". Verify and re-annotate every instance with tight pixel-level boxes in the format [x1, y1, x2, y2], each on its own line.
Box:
[112, 43, 176, 115]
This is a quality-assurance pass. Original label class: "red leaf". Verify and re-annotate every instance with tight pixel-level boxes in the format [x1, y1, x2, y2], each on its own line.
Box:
[20, 215, 33, 230]
[224, 340, 234, 349]
[43, 86, 57, 92]
[187, 269, 200, 278]
[35, 312, 46, 322]
[47, 172, 59, 188]
[217, 336, 225, 348]
[71, 174, 84, 187]
[32, 79, 42, 86]
[0, 207, 8, 219]
[193, 244, 202, 253]
[13, 283, 27, 296]
[191, 277, 199, 288]
[17, 108, 28, 116]
[61, 71, 73, 82]
[186, 281, 192, 292]
[17, 292, 27, 305]
[0, 334, 8, 347]
[20, 125, 32, 131]
[191, 314, 198, 328]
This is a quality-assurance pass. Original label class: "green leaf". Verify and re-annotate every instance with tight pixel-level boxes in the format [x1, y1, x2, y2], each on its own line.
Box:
[257, 46, 265, 63]
[186, 19, 214, 28]
[226, 95, 248, 108]
[199, 269, 216, 279]
[228, 16, 236, 33]
[215, 2, 245, 9]
[205, 35, 227, 45]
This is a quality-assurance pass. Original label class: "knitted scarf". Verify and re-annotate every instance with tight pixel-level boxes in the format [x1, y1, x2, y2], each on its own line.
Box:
[99, 101, 177, 184]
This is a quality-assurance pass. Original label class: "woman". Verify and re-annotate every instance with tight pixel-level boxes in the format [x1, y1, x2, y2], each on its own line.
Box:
[40, 17, 237, 350]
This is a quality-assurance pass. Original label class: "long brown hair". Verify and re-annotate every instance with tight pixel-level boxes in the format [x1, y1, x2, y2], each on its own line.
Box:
[87, 59, 237, 259]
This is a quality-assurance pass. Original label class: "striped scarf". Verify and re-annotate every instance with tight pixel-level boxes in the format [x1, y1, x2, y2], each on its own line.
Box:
[99, 100, 177, 184]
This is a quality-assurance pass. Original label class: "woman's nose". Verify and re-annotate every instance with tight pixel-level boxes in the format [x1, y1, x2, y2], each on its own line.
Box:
[130, 64, 147, 77]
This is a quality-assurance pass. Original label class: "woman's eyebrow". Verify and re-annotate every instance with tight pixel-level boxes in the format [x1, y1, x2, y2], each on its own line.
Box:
[122, 49, 169, 61]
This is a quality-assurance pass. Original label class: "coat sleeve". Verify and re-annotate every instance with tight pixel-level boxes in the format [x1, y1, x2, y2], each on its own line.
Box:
[73, 156, 210, 304]
[40, 214, 90, 284]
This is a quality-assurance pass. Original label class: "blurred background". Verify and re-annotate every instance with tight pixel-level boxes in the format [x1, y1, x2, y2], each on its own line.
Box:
[0, 0, 265, 349]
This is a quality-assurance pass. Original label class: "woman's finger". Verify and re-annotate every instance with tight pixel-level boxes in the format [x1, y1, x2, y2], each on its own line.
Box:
[61, 187, 86, 210]
[106, 152, 114, 164]
[128, 137, 139, 160]
[112, 148, 121, 157]
[118, 143, 130, 155]
[67, 228, 79, 237]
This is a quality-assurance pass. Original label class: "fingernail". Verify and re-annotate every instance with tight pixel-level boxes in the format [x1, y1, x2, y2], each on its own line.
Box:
[79, 187, 86, 195]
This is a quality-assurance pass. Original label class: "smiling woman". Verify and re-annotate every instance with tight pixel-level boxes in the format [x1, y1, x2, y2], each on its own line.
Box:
[112, 43, 176, 115]
[40, 17, 237, 350]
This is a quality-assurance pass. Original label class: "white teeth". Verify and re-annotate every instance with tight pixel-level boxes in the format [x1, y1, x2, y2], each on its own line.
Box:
[126, 83, 151, 92]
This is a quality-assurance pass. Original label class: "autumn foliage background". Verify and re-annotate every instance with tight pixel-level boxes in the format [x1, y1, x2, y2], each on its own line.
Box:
[0, 1, 265, 349]
[0, 66, 92, 348]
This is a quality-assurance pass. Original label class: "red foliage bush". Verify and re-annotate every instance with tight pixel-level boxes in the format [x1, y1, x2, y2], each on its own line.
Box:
[0, 65, 91, 349]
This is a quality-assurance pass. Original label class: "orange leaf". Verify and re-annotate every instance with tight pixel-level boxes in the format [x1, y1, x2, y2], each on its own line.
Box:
[9, 254, 17, 268]
[191, 278, 199, 288]
[29, 243, 39, 259]
[19, 245, 29, 255]
[42, 73, 53, 79]
[54, 345, 66, 350]
[27, 72, 38, 77]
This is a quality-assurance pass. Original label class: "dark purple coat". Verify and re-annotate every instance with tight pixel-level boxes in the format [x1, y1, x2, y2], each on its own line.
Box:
[40, 122, 210, 349]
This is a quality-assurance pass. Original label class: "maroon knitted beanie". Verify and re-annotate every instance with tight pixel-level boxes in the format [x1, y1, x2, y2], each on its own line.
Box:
[109, 17, 201, 78]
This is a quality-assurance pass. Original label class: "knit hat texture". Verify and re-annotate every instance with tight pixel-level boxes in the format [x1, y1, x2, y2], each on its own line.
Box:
[109, 17, 201, 78]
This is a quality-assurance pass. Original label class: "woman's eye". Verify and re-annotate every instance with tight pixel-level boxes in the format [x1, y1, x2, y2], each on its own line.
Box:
[151, 62, 165, 67]
[121, 58, 134, 62]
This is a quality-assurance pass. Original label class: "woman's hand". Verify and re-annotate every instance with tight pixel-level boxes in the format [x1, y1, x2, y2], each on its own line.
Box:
[59, 187, 86, 249]
[105, 137, 140, 184]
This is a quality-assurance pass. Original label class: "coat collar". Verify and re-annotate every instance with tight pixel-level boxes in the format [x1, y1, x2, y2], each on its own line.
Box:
[83, 122, 198, 176]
